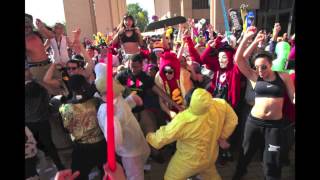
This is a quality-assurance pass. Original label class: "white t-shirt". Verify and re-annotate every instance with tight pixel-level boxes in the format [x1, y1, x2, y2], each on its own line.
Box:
[50, 35, 69, 64]
[97, 96, 150, 158]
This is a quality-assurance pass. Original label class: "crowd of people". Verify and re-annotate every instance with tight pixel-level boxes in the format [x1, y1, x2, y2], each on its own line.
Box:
[25, 11, 295, 180]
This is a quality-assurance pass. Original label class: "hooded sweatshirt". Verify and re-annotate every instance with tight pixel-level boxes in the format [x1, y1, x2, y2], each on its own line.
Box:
[157, 52, 183, 111]
[146, 88, 238, 179]
[95, 63, 150, 158]
[185, 36, 242, 108]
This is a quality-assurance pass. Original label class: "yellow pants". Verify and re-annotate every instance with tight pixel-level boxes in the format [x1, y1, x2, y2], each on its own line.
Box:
[164, 154, 222, 180]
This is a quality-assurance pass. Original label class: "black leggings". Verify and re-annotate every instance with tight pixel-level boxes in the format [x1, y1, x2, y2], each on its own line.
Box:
[71, 140, 107, 180]
[234, 114, 286, 180]
[26, 121, 65, 170]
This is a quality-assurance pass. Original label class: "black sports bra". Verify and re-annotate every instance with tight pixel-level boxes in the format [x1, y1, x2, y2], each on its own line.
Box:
[254, 72, 285, 98]
[120, 29, 139, 43]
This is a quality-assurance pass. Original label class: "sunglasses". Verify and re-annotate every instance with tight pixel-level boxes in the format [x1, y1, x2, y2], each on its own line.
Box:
[164, 70, 174, 75]
[67, 67, 78, 71]
[254, 64, 267, 71]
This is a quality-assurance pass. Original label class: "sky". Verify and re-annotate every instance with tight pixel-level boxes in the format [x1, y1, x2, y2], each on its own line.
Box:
[25, 0, 155, 26]
[25, 0, 66, 26]
[126, 0, 155, 21]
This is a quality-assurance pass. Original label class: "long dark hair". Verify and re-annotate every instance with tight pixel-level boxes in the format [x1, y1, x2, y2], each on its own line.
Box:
[120, 14, 136, 29]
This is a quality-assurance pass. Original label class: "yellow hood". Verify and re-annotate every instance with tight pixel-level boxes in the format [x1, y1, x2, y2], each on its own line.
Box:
[188, 88, 213, 116]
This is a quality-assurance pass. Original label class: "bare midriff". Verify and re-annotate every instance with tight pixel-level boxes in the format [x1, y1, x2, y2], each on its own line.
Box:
[122, 42, 140, 54]
[250, 97, 284, 120]
[26, 34, 48, 63]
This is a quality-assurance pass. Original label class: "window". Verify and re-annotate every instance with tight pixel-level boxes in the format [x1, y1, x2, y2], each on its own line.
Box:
[279, 12, 290, 34]
[266, 15, 276, 33]
[256, 11, 265, 30]
[260, 0, 268, 10]
[280, 0, 293, 9]
[192, 0, 210, 9]
[290, 13, 295, 34]
[267, 0, 279, 10]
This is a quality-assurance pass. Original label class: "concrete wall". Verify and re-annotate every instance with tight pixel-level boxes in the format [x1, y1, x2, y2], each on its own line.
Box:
[154, 0, 171, 19]
[95, 0, 112, 33]
[192, 9, 210, 20]
[63, 0, 97, 40]
[64, 0, 126, 39]
[230, 0, 260, 9]
[95, 0, 126, 33]
[152, 0, 261, 32]
[170, 0, 181, 17]
[181, 0, 192, 18]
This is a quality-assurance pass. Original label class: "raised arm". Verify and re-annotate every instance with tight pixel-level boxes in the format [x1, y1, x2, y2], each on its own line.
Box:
[208, 24, 215, 40]
[176, 24, 183, 42]
[161, 26, 170, 50]
[135, 27, 144, 47]
[243, 30, 266, 60]
[66, 36, 74, 48]
[234, 26, 258, 82]
[269, 23, 281, 54]
[35, 19, 55, 39]
[200, 36, 222, 66]
[72, 28, 94, 78]
[177, 41, 186, 60]
[152, 84, 184, 112]
[44, 39, 51, 51]
[183, 31, 202, 64]
[43, 63, 62, 88]
[111, 26, 124, 45]
[154, 73, 178, 119]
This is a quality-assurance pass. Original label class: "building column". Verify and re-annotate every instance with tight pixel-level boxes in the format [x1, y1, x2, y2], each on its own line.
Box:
[95, 0, 126, 33]
[287, 0, 295, 36]
[210, 0, 231, 33]
[63, 0, 97, 40]
[180, 0, 192, 19]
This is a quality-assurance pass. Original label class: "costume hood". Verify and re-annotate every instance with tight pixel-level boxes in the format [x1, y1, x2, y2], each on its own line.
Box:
[159, 52, 180, 80]
[94, 63, 124, 98]
[188, 88, 213, 116]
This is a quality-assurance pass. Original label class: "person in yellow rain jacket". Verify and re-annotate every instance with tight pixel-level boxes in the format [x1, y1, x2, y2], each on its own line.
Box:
[146, 88, 238, 180]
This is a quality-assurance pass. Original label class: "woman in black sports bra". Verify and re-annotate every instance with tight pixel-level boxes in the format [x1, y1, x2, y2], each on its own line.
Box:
[232, 26, 295, 180]
[112, 14, 143, 55]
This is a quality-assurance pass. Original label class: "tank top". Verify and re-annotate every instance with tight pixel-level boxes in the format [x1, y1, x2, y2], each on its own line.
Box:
[120, 29, 139, 43]
[254, 72, 285, 98]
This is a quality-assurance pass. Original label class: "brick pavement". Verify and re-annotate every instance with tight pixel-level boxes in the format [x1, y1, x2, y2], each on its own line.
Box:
[38, 144, 294, 180]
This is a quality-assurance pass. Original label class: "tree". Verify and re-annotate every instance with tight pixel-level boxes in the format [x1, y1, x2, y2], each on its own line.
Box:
[127, 3, 149, 32]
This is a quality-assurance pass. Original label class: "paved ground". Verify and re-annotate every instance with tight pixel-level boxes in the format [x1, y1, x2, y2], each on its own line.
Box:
[37, 144, 294, 180]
